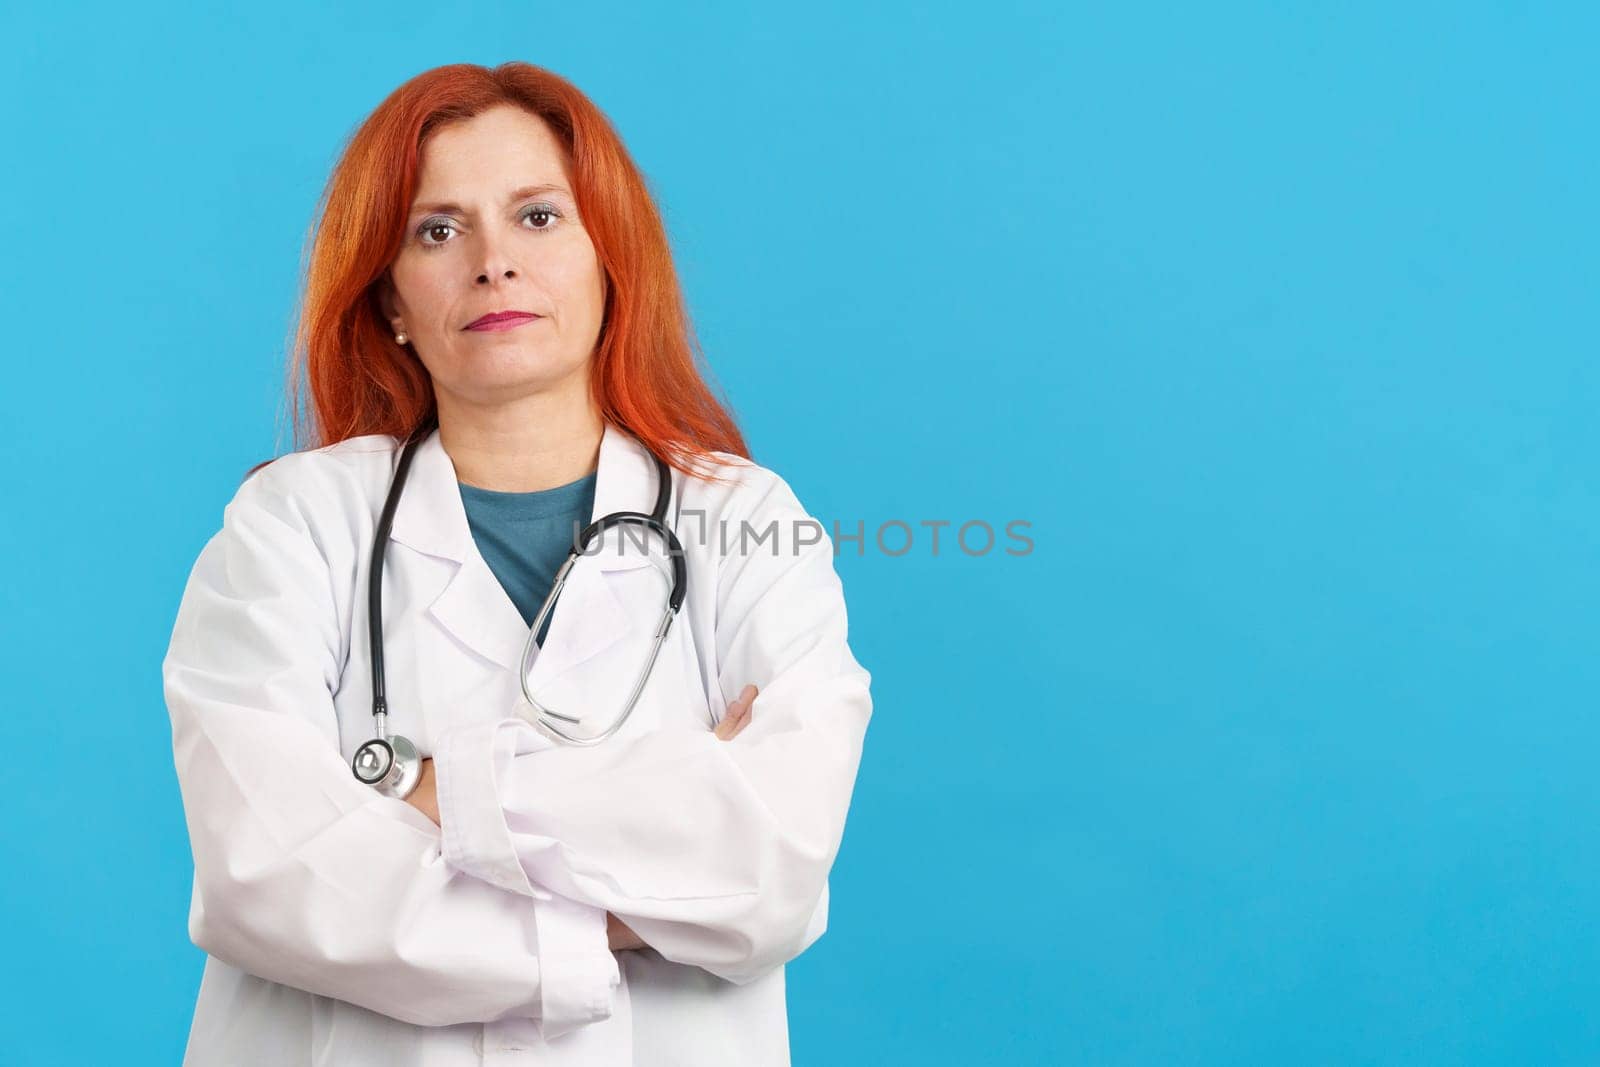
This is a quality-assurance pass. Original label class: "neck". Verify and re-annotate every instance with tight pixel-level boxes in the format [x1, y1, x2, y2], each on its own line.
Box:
[436, 380, 605, 493]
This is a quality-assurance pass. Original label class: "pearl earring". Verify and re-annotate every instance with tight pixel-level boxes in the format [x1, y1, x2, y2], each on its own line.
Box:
[395, 331, 408, 345]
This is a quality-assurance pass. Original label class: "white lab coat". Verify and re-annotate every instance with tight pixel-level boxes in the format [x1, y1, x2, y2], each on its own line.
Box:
[162, 422, 873, 1066]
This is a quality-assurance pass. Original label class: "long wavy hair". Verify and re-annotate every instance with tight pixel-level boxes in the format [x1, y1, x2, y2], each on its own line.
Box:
[257, 61, 748, 479]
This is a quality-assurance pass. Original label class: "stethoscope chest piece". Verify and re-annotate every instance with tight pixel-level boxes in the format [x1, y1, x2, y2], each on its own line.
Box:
[351, 731, 421, 799]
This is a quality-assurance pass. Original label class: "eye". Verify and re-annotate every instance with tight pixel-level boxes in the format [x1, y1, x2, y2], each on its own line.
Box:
[419, 220, 457, 246]
[520, 202, 563, 233]
[414, 202, 565, 250]
[416, 219, 458, 248]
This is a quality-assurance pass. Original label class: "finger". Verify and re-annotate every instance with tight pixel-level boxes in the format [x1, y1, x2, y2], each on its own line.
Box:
[727, 685, 758, 736]
[714, 685, 759, 740]
[714, 703, 749, 740]
[713, 700, 745, 740]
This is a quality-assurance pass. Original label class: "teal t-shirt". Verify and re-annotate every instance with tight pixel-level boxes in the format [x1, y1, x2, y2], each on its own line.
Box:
[457, 469, 598, 647]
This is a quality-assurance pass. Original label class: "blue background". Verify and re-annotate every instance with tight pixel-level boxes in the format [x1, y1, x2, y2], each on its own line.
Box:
[3, 2, 1595, 1063]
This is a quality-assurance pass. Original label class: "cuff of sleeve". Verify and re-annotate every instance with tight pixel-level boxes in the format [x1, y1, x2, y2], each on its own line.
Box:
[435, 718, 552, 901]
[535, 894, 621, 1040]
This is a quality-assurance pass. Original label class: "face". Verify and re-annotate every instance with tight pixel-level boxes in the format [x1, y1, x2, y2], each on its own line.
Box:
[378, 104, 607, 411]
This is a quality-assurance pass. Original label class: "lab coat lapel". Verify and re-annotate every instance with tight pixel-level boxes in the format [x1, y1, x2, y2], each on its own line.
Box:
[385, 422, 661, 692]
[386, 429, 530, 672]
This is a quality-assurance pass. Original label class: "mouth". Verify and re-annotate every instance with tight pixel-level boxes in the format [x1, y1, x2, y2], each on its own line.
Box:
[464, 311, 542, 331]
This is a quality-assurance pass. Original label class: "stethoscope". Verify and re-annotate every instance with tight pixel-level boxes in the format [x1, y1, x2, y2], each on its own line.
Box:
[351, 425, 687, 799]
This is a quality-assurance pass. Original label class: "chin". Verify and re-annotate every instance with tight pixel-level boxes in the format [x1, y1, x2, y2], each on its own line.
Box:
[450, 369, 584, 405]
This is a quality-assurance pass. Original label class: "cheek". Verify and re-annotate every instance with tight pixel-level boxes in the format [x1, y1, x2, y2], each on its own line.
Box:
[391, 259, 453, 326]
[413, 276, 460, 330]
[546, 241, 605, 312]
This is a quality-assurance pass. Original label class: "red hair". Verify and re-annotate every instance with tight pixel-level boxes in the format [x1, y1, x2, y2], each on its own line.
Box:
[260, 61, 748, 479]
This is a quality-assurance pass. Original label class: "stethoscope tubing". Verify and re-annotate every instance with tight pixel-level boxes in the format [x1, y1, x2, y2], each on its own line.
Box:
[352, 424, 687, 794]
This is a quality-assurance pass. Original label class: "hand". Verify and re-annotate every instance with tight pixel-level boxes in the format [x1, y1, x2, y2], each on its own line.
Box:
[606, 684, 759, 952]
[403, 757, 440, 827]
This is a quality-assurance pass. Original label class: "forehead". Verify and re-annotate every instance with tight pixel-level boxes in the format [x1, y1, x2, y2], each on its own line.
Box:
[413, 105, 572, 198]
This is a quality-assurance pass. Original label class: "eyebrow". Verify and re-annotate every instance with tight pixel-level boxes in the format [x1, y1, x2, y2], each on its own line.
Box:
[408, 183, 574, 219]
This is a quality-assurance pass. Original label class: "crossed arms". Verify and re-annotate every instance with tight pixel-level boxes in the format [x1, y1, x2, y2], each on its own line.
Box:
[163, 460, 872, 1037]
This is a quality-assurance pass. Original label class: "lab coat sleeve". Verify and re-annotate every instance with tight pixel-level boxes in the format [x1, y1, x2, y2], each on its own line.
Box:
[162, 461, 619, 1036]
[432, 466, 872, 985]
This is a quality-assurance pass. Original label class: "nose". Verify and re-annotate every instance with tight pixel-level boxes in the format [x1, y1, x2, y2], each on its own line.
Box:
[476, 265, 516, 284]
[472, 231, 519, 285]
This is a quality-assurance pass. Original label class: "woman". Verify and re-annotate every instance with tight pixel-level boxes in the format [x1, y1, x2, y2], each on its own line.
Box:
[162, 62, 873, 1066]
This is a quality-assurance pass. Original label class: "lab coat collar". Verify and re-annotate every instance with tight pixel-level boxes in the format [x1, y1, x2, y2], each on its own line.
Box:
[387, 421, 666, 685]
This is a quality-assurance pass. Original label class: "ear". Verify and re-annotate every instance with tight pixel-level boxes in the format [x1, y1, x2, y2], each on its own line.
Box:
[375, 271, 401, 327]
